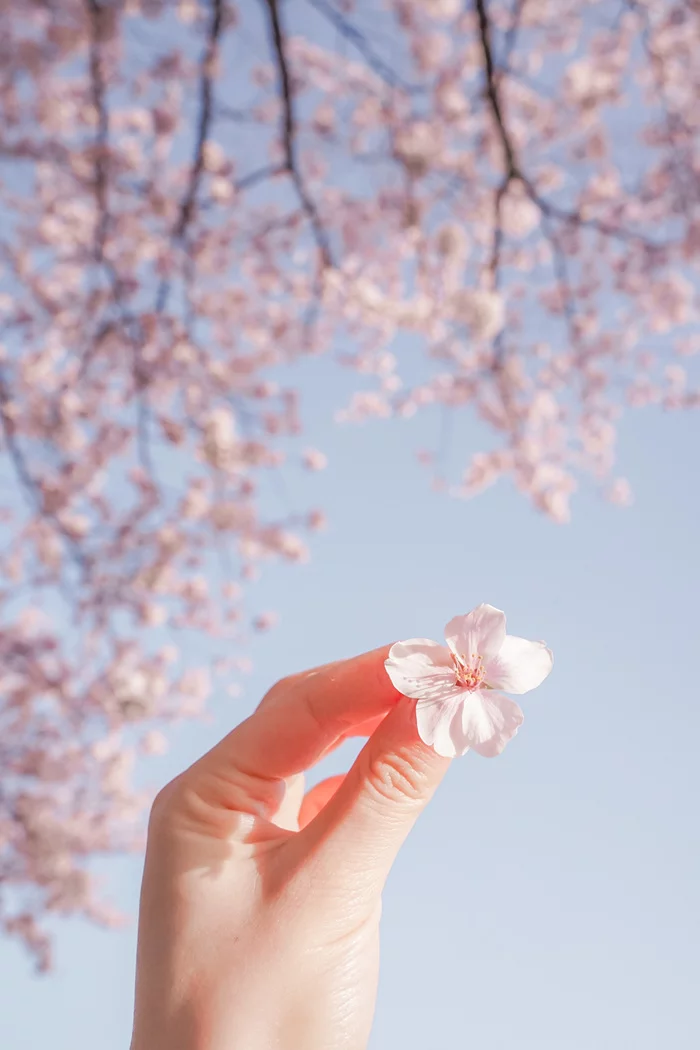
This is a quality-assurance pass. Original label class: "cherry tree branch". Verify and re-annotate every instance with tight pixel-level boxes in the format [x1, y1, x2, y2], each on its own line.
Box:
[475, 0, 520, 181]
[499, 0, 528, 79]
[0, 370, 41, 511]
[540, 216, 580, 356]
[0, 370, 89, 584]
[85, 0, 110, 263]
[475, 0, 523, 279]
[626, 0, 697, 213]
[474, 0, 665, 270]
[235, 162, 287, 193]
[175, 0, 225, 239]
[476, 0, 599, 363]
[306, 0, 422, 93]
[85, 2, 159, 474]
[261, 0, 333, 268]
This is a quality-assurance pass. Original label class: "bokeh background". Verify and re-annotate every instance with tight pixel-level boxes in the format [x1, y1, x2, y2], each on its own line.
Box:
[1, 357, 698, 1050]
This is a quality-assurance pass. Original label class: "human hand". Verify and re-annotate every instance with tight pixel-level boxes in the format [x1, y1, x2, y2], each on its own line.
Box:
[131, 646, 451, 1050]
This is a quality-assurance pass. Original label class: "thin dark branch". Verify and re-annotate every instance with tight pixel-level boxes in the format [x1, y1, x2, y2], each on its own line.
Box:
[135, 390, 154, 476]
[85, 0, 110, 262]
[540, 216, 579, 354]
[626, 0, 697, 212]
[235, 162, 287, 193]
[527, 189, 666, 251]
[488, 180, 509, 281]
[0, 369, 89, 585]
[215, 103, 253, 122]
[261, 0, 333, 268]
[195, 164, 289, 213]
[76, 318, 119, 382]
[153, 1, 225, 330]
[129, 326, 156, 478]
[475, 0, 519, 179]
[0, 247, 59, 320]
[306, 0, 423, 93]
[496, 0, 528, 87]
[175, 0, 225, 239]
[539, 216, 603, 410]
[474, 0, 666, 254]
[0, 370, 41, 511]
[475, 0, 519, 280]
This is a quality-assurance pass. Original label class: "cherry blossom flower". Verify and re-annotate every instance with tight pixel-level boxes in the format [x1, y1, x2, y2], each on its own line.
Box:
[302, 448, 328, 471]
[501, 185, 540, 238]
[449, 289, 505, 340]
[421, 0, 462, 19]
[253, 611, 279, 632]
[394, 121, 443, 176]
[202, 408, 239, 471]
[385, 605, 553, 758]
[435, 222, 469, 259]
[607, 478, 634, 507]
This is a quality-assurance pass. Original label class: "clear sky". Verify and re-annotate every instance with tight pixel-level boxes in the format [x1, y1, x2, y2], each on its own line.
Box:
[1, 347, 698, 1049]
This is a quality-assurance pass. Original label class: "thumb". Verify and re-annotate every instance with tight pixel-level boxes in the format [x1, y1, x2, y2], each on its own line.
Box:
[299, 697, 451, 894]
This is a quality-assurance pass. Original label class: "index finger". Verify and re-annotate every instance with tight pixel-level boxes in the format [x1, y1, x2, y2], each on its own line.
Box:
[198, 645, 398, 783]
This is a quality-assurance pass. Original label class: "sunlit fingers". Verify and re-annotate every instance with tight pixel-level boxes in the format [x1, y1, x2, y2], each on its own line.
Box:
[271, 773, 306, 831]
[298, 774, 346, 829]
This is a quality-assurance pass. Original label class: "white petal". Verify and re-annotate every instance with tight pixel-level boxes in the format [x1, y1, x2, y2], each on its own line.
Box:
[444, 604, 506, 661]
[461, 690, 524, 757]
[385, 638, 456, 702]
[416, 694, 471, 758]
[486, 635, 553, 694]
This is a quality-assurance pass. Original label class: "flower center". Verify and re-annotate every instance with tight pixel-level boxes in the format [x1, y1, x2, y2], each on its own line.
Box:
[452, 651, 485, 691]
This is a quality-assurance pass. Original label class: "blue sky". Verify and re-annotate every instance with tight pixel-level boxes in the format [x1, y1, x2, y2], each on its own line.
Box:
[1, 351, 698, 1049]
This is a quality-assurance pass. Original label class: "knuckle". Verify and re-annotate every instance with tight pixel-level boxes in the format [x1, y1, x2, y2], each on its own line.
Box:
[261, 670, 348, 736]
[147, 776, 185, 831]
[264, 670, 300, 700]
[257, 673, 301, 717]
[360, 746, 431, 806]
[208, 765, 286, 817]
[303, 689, 334, 735]
[270, 672, 295, 695]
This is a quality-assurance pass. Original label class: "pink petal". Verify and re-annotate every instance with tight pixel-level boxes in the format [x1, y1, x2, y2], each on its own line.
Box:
[385, 638, 456, 702]
[444, 604, 506, 661]
[416, 694, 472, 758]
[486, 635, 554, 694]
[461, 690, 524, 757]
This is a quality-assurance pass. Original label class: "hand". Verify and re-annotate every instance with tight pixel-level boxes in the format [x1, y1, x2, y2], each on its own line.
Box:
[131, 646, 451, 1050]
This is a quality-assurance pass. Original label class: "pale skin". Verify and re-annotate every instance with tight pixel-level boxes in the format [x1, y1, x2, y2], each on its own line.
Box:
[130, 646, 452, 1050]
